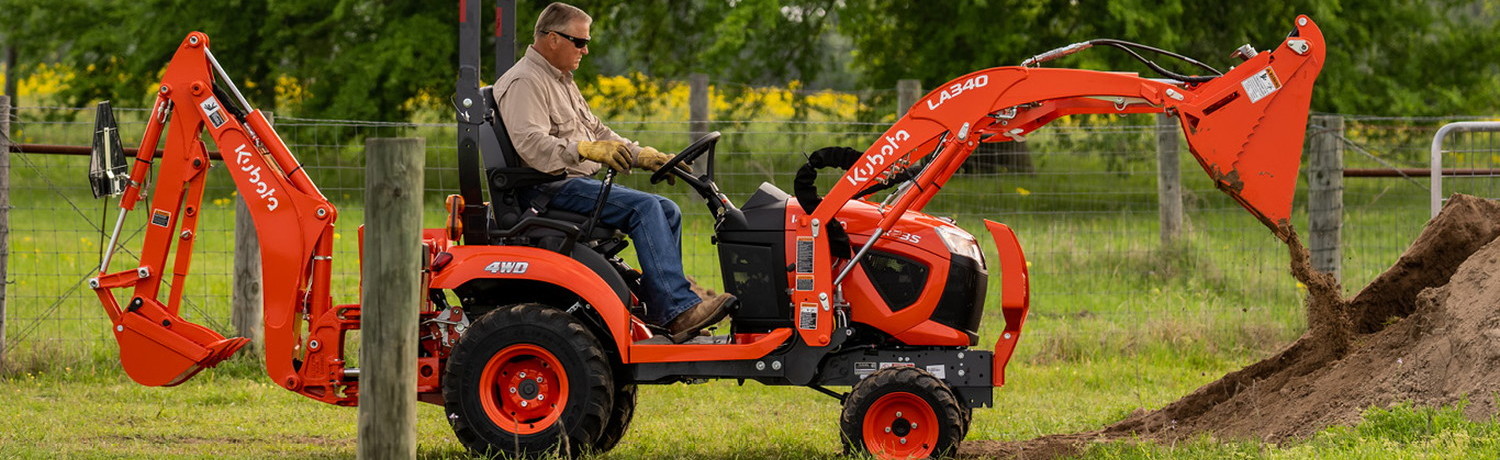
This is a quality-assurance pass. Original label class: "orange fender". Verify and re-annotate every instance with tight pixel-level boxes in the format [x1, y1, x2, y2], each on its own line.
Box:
[429, 246, 633, 361]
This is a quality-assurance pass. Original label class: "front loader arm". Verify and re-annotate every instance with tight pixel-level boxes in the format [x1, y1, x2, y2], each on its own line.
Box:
[792, 16, 1324, 346]
[91, 32, 353, 404]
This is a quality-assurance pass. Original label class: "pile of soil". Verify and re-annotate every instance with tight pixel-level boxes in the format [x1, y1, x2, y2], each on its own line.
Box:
[964, 193, 1500, 458]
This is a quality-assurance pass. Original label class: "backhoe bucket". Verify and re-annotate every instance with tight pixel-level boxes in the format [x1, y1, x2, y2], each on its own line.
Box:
[1175, 16, 1325, 241]
[95, 286, 248, 387]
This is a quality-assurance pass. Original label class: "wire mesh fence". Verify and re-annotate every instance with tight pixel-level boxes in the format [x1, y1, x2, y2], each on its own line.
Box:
[2, 101, 1495, 376]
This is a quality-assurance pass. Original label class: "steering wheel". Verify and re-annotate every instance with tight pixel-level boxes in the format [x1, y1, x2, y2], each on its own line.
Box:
[651, 131, 721, 184]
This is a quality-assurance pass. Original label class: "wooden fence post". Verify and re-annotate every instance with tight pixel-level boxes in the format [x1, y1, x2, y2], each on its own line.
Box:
[897, 79, 921, 118]
[1155, 113, 1184, 247]
[1308, 114, 1344, 282]
[0, 95, 10, 364]
[689, 73, 709, 142]
[232, 112, 270, 355]
[357, 137, 423, 460]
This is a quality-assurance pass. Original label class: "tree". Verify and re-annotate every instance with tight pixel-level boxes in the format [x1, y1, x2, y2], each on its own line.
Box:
[838, 0, 1500, 117]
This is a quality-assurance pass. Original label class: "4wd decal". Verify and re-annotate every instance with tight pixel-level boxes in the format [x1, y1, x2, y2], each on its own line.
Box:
[483, 261, 529, 274]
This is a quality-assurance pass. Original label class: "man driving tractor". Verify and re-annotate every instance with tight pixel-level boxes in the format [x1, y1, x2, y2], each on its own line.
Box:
[491, 2, 736, 343]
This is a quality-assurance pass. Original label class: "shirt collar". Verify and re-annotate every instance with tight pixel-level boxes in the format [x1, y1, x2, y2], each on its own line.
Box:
[523, 45, 572, 82]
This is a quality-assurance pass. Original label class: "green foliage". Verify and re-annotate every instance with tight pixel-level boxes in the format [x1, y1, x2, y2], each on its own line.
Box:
[838, 0, 1500, 117]
[9, 1, 1494, 121]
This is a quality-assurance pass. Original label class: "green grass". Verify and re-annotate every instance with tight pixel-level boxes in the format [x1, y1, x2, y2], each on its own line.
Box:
[4, 355, 1497, 458]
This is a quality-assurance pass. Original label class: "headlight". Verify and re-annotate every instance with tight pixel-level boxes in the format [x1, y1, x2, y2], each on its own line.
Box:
[935, 225, 984, 267]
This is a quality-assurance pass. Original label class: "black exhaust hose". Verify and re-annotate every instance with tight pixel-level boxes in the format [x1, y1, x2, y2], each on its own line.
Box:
[794, 146, 866, 259]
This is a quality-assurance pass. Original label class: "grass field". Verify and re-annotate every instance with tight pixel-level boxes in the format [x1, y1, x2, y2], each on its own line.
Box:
[4, 107, 1497, 458]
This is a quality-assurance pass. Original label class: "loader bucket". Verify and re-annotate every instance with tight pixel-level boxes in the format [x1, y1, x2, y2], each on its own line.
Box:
[1176, 15, 1325, 241]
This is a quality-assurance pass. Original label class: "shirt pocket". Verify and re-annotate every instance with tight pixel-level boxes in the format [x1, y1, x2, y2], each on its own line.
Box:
[548, 109, 578, 137]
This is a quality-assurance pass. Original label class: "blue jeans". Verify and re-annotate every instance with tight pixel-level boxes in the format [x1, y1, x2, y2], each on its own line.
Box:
[523, 177, 701, 324]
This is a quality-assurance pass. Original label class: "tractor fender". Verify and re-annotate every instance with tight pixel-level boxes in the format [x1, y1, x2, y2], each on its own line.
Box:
[430, 245, 633, 361]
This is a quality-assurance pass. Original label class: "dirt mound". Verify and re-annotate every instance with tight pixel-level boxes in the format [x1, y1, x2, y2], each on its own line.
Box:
[1104, 193, 1500, 441]
[963, 194, 1500, 457]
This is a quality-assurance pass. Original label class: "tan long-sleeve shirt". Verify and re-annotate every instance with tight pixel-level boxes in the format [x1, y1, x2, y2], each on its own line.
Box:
[491, 46, 640, 177]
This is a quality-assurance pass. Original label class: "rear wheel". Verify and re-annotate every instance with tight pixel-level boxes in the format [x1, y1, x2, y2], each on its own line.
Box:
[840, 367, 965, 459]
[592, 383, 638, 451]
[443, 303, 614, 458]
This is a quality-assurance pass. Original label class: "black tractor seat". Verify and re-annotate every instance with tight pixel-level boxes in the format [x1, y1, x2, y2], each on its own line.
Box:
[477, 85, 622, 247]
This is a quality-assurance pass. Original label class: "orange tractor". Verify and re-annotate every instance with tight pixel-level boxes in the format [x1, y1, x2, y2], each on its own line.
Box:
[87, 3, 1323, 457]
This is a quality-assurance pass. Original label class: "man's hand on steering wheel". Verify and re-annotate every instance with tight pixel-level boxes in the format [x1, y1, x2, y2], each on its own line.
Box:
[636, 146, 692, 185]
[650, 132, 720, 185]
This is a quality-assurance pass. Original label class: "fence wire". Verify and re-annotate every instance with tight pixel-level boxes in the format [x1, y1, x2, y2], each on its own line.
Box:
[1, 104, 1493, 379]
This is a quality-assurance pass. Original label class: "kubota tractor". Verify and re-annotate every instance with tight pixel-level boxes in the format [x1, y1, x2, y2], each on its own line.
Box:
[87, 3, 1323, 458]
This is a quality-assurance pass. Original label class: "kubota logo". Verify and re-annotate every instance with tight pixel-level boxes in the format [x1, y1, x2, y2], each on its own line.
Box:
[483, 261, 529, 274]
[236, 144, 280, 211]
[846, 129, 911, 186]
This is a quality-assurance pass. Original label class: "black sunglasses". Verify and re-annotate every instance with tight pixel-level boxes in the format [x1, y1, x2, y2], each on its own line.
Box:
[548, 30, 590, 49]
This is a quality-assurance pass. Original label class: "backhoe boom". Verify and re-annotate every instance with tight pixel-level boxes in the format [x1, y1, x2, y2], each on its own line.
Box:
[91, 32, 356, 404]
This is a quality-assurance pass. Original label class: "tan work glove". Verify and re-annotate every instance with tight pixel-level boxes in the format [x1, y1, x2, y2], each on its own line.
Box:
[578, 140, 633, 172]
[635, 146, 693, 185]
[634, 146, 671, 171]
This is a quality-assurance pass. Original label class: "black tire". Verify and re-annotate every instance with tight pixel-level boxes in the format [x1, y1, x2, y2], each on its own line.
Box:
[442, 303, 614, 458]
[840, 367, 966, 459]
[592, 383, 638, 452]
[959, 404, 973, 438]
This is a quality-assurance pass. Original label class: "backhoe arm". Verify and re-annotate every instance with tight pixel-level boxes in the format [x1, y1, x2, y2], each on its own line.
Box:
[91, 32, 354, 404]
[792, 16, 1325, 346]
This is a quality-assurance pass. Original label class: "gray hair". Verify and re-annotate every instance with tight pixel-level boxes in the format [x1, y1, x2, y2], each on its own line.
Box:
[534, 2, 591, 42]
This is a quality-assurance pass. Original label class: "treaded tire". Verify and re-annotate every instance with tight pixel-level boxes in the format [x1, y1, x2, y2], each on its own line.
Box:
[591, 384, 638, 452]
[442, 303, 614, 458]
[840, 367, 965, 459]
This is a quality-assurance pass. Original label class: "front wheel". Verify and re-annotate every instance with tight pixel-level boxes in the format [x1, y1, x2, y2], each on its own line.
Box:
[840, 367, 966, 459]
[442, 303, 614, 458]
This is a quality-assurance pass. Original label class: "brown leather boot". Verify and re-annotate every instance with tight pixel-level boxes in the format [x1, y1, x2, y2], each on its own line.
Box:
[665, 293, 736, 343]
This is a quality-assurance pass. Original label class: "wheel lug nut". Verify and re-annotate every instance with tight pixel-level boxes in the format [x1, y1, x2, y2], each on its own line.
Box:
[537, 394, 545, 401]
[884, 427, 891, 433]
[519, 372, 527, 378]
[509, 387, 517, 394]
[537, 376, 544, 383]
[900, 438, 907, 445]
[521, 401, 529, 407]
[911, 423, 918, 429]
[895, 412, 903, 418]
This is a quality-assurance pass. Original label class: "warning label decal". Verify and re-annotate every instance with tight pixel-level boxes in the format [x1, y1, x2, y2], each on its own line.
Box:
[796, 237, 814, 273]
[799, 303, 819, 330]
[1241, 67, 1282, 103]
[199, 97, 228, 129]
[151, 209, 171, 227]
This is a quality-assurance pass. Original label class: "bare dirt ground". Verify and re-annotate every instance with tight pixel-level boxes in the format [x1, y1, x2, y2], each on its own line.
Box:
[962, 194, 1500, 458]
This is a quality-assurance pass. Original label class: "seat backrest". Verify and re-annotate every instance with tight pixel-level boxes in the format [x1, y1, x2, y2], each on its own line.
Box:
[479, 85, 566, 233]
[479, 86, 524, 170]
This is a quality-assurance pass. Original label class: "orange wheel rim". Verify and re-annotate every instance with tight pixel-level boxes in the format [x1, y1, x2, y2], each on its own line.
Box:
[862, 391, 939, 459]
[479, 344, 569, 435]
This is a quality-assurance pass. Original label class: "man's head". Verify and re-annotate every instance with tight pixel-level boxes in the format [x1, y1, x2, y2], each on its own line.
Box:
[533, 2, 591, 73]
